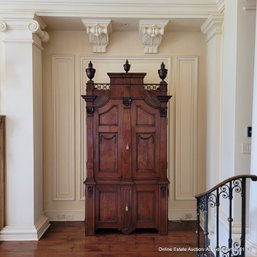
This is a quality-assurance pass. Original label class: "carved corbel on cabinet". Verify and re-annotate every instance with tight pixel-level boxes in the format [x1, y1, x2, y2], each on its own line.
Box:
[139, 20, 168, 54]
[82, 19, 112, 53]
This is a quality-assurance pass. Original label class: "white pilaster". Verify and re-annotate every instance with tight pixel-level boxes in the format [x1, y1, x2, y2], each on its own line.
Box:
[201, 15, 223, 248]
[201, 14, 223, 190]
[0, 14, 50, 240]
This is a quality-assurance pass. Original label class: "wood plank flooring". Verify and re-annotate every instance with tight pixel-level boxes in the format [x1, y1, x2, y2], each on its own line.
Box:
[0, 221, 199, 257]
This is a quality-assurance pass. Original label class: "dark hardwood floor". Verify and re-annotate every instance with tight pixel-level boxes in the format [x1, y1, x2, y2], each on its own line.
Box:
[0, 221, 199, 257]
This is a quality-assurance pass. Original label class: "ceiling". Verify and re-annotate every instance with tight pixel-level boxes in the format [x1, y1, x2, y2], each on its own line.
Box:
[42, 16, 205, 32]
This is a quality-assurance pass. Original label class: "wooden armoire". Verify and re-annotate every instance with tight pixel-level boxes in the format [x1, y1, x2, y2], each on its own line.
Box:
[82, 61, 171, 235]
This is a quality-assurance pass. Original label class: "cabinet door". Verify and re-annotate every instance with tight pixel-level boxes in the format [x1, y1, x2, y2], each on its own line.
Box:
[131, 100, 160, 179]
[133, 185, 158, 228]
[94, 100, 123, 179]
[95, 185, 121, 229]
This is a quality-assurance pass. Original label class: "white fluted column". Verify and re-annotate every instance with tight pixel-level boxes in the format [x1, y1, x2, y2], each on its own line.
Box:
[0, 15, 50, 240]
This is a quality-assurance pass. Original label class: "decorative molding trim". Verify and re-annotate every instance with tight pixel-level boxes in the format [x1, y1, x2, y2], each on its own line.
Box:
[201, 14, 224, 42]
[139, 20, 168, 54]
[82, 19, 112, 53]
[52, 55, 76, 201]
[175, 56, 198, 201]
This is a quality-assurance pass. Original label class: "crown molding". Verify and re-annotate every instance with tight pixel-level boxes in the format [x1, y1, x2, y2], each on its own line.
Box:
[139, 20, 168, 54]
[82, 19, 112, 53]
[201, 14, 223, 42]
[0, 1, 218, 19]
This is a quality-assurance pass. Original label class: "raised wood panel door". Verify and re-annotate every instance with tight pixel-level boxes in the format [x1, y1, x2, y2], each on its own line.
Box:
[131, 101, 160, 179]
[94, 100, 122, 179]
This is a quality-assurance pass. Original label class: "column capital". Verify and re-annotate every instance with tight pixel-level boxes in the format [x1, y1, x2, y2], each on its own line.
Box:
[0, 16, 49, 44]
[201, 14, 224, 42]
[28, 20, 49, 43]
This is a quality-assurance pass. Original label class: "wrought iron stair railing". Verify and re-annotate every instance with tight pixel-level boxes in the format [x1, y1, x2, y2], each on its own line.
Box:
[195, 175, 257, 257]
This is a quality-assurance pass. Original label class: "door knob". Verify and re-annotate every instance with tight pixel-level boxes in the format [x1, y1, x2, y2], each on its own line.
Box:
[126, 144, 129, 150]
[125, 204, 129, 212]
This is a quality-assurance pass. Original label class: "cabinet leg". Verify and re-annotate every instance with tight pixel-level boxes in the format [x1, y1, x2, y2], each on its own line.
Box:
[159, 185, 168, 235]
[85, 185, 95, 235]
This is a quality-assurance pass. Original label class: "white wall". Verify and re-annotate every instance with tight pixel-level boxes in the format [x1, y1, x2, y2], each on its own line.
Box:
[42, 30, 207, 221]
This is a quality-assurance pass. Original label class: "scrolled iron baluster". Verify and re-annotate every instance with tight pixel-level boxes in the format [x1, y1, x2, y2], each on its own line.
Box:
[216, 188, 220, 257]
[219, 184, 230, 199]
[208, 192, 217, 208]
[240, 178, 246, 257]
[196, 197, 201, 257]
[204, 194, 209, 257]
[228, 181, 233, 257]
[232, 179, 242, 194]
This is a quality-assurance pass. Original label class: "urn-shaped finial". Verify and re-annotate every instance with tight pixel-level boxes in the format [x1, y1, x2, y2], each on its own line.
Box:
[123, 59, 131, 73]
[158, 62, 167, 81]
[86, 61, 96, 80]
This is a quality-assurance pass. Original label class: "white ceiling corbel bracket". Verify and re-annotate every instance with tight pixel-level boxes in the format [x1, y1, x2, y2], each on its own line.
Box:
[82, 19, 112, 53]
[139, 20, 168, 54]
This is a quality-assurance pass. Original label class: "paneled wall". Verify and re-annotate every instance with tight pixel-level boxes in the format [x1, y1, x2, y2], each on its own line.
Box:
[43, 30, 206, 221]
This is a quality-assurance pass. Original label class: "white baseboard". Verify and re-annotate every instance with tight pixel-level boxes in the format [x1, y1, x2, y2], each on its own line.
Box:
[45, 210, 84, 221]
[46, 209, 197, 222]
[0, 215, 50, 241]
[168, 208, 196, 221]
[35, 215, 51, 239]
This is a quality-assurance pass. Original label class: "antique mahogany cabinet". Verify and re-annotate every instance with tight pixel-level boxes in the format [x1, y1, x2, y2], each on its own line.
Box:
[82, 61, 171, 235]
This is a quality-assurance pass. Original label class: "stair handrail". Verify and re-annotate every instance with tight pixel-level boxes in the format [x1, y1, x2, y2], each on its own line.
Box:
[195, 174, 257, 257]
